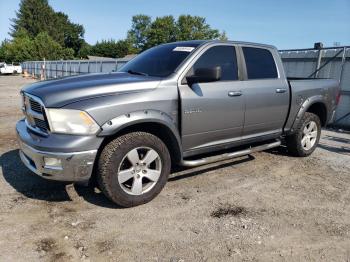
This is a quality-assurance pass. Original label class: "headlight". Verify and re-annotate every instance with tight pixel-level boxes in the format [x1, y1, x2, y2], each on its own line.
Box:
[46, 109, 100, 135]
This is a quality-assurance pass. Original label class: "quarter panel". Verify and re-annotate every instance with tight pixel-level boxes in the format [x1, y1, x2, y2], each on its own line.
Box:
[285, 79, 339, 132]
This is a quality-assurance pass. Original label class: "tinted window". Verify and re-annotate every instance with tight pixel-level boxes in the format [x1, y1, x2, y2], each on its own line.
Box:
[190, 46, 238, 81]
[243, 47, 278, 79]
[120, 43, 201, 77]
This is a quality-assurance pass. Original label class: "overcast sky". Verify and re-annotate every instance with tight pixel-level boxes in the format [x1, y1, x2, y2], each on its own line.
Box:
[0, 0, 349, 49]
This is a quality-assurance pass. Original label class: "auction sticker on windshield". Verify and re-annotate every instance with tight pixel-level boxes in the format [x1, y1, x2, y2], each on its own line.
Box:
[173, 46, 195, 52]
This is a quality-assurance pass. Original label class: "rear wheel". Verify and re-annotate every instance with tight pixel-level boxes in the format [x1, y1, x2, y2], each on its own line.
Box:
[286, 112, 321, 157]
[97, 132, 171, 207]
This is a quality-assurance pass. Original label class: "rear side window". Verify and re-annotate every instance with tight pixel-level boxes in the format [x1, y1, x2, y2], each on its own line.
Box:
[242, 47, 278, 79]
[190, 46, 238, 81]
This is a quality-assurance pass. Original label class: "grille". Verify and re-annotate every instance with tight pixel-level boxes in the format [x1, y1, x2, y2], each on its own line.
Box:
[34, 118, 49, 130]
[29, 99, 42, 113]
[24, 94, 49, 133]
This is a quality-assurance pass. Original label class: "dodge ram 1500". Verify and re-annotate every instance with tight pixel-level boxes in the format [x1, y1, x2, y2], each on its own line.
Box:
[17, 40, 340, 207]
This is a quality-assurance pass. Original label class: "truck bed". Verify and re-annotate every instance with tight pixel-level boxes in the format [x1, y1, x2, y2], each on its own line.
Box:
[284, 77, 339, 131]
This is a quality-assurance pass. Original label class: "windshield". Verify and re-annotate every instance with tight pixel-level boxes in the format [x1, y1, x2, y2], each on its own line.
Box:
[120, 42, 201, 77]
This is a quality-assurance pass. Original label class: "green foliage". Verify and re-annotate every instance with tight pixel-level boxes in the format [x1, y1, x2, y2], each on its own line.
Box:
[127, 15, 152, 51]
[126, 14, 227, 52]
[1, 0, 227, 61]
[176, 15, 226, 41]
[0, 31, 74, 62]
[77, 42, 93, 59]
[145, 16, 177, 49]
[0, 35, 34, 62]
[88, 40, 133, 58]
[11, 0, 85, 56]
[32, 32, 74, 60]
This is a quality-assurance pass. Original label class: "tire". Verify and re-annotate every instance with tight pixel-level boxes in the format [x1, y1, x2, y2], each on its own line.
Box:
[286, 112, 321, 157]
[97, 132, 171, 207]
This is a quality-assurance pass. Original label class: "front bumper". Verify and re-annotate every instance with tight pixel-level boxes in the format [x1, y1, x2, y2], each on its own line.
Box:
[16, 119, 98, 182]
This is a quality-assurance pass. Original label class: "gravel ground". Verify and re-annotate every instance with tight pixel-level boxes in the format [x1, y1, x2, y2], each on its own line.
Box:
[0, 75, 349, 262]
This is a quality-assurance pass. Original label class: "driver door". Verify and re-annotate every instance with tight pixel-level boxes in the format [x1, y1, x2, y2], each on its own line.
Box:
[178, 45, 245, 152]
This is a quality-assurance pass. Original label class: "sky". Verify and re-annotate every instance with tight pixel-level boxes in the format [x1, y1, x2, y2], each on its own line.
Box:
[0, 0, 349, 50]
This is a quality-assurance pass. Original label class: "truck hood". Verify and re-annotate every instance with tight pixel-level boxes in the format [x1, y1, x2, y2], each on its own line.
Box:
[23, 72, 161, 107]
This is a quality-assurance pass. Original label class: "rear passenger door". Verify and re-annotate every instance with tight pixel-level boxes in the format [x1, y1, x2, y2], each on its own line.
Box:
[240, 46, 290, 137]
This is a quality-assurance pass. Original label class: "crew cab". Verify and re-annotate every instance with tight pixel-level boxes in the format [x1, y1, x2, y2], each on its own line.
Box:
[1, 63, 22, 74]
[16, 40, 340, 207]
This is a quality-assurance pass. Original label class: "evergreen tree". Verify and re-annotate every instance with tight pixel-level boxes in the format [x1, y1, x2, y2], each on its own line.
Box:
[10, 0, 85, 55]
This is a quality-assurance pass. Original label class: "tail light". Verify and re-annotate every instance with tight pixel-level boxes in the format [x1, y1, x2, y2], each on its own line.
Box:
[336, 90, 341, 105]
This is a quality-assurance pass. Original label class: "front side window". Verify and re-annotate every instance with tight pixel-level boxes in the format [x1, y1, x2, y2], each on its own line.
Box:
[243, 47, 278, 79]
[189, 45, 238, 81]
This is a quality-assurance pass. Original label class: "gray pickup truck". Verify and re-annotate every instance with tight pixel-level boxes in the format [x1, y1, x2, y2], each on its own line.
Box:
[17, 40, 340, 207]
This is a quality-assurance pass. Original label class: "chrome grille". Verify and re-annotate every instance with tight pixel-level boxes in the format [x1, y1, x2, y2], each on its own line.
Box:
[23, 94, 49, 134]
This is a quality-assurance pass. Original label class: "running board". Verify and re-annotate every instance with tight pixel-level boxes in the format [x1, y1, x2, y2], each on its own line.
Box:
[180, 140, 281, 167]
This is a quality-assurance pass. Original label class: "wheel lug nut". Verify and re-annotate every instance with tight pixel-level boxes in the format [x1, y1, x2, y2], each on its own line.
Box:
[142, 170, 147, 174]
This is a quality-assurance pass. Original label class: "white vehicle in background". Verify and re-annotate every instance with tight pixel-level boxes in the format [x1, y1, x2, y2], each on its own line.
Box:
[0, 63, 22, 74]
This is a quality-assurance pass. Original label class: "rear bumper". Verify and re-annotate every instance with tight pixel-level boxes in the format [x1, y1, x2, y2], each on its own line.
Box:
[16, 119, 98, 182]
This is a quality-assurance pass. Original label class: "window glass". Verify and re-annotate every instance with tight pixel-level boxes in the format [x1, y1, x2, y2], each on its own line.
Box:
[242, 47, 278, 79]
[190, 46, 238, 81]
[120, 42, 201, 77]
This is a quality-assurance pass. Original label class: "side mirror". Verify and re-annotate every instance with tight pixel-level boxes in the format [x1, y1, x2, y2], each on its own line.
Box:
[186, 66, 221, 86]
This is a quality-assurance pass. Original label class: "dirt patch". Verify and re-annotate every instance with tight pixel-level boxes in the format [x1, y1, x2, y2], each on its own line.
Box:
[211, 204, 247, 218]
[96, 239, 115, 254]
[35, 238, 57, 253]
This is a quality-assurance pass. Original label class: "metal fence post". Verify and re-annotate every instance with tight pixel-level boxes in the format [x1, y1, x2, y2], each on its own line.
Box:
[339, 47, 347, 82]
[315, 49, 323, 78]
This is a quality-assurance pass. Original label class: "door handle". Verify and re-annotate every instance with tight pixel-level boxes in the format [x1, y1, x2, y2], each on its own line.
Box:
[276, 88, 287, 93]
[228, 91, 242, 97]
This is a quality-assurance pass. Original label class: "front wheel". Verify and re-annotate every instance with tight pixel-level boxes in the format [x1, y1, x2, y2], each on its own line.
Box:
[286, 112, 321, 157]
[97, 132, 171, 207]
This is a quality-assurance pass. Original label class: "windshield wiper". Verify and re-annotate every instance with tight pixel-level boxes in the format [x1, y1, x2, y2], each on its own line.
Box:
[127, 70, 148, 76]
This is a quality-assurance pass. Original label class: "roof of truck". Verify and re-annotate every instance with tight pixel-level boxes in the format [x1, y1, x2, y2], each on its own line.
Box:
[164, 40, 277, 50]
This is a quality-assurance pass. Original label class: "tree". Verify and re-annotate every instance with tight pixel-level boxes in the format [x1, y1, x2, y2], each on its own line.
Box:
[126, 14, 227, 52]
[10, 0, 54, 39]
[4, 1, 228, 61]
[90, 40, 133, 58]
[10, 0, 85, 56]
[32, 32, 74, 60]
[53, 12, 85, 54]
[0, 36, 34, 62]
[127, 15, 152, 51]
[176, 15, 226, 41]
[77, 42, 93, 59]
[145, 16, 177, 49]
[0, 31, 74, 62]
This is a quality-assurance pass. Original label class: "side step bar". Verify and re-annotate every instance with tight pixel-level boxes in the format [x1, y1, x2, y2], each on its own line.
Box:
[180, 140, 281, 167]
